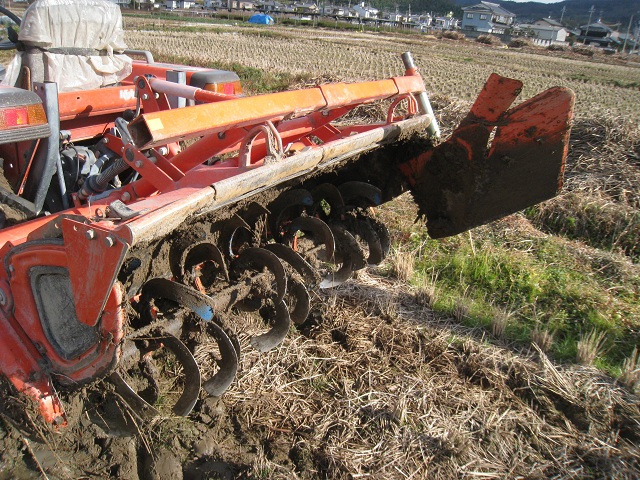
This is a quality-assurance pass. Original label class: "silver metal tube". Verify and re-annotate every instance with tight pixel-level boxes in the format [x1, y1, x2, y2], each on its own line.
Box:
[401, 52, 441, 138]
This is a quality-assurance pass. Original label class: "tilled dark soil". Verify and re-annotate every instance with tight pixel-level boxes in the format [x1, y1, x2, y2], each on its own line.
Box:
[1, 271, 638, 479]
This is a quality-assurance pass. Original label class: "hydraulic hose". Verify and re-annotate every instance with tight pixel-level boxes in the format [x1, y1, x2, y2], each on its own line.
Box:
[77, 118, 132, 201]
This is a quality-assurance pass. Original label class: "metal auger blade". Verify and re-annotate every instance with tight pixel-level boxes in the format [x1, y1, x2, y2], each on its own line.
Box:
[283, 216, 336, 263]
[269, 189, 314, 240]
[249, 299, 291, 352]
[231, 247, 287, 304]
[310, 183, 345, 220]
[110, 332, 202, 418]
[319, 225, 365, 289]
[263, 243, 320, 287]
[139, 278, 240, 398]
[171, 241, 230, 286]
[338, 182, 383, 208]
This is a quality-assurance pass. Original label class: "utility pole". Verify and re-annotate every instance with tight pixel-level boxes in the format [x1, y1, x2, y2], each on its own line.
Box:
[560, 5, 566, 23]
[623, 14, 634, 53]
[583, 5, 595, 44]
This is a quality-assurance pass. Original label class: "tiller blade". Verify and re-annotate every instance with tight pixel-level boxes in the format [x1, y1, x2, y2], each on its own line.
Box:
[400, 73, 575, 238]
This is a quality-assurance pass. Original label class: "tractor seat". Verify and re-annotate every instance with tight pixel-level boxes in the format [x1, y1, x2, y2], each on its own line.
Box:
[2, 0, 132, 92]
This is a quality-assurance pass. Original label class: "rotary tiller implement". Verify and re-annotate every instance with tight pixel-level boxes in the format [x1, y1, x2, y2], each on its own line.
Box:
[0, 42, 574, 425]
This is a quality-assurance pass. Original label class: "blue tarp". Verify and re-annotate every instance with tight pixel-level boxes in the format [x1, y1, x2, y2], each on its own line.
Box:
[248, 13, 274, 25]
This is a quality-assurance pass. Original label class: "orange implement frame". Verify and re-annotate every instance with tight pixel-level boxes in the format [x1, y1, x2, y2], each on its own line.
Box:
[0, 54, 574, 428]
[0, 65, 436, 427]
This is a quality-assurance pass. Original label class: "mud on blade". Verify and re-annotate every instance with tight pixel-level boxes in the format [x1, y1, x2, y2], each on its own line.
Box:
[399, 74, 575, 239]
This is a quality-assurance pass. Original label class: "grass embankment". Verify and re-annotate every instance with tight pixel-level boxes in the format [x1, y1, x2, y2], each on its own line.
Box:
[378, 111, 640, 383]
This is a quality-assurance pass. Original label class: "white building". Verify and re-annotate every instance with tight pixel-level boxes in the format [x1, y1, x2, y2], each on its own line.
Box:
[353, 2, 378, 19]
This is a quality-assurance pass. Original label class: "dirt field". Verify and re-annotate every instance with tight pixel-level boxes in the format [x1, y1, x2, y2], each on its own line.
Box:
[1, 272, 639, 479]
[1, 21, 639, 480]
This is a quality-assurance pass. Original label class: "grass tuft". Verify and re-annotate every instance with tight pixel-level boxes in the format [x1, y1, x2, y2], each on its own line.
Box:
[389, 248, 414, 282]
[619, 347, 640, 392]
[414, 277, 439, 309]
[452, 298, 471, 323]
[576, 330, 608, 365]
[531, 327, 555, 353]
[490, 308, 511, 339]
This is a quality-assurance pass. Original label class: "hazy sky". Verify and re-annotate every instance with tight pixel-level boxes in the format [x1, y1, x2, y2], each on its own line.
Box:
[507, 0, 564, 3]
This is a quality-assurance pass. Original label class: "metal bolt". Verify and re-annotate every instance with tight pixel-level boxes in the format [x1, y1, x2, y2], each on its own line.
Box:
[85, 229, 96, 240]
[0, 289, 6, 306]
[142, 94, 149, 100]
[105, 236, 115, 248]
[158, 147, 169, 156]
[103, 137, 109, 144]
[135, 160, 144, 168]
[121, 192, 131, 202]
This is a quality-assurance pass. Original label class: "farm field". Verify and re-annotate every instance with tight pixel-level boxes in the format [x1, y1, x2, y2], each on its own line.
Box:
[1, 19, 640, 480]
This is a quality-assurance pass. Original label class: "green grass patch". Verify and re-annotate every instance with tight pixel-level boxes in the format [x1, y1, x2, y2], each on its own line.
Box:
[525, 194, 640, 262]
[401, 221, 639, 374]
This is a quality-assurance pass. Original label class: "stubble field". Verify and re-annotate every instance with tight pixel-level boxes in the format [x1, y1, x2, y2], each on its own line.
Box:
[1, 18, 639, 480]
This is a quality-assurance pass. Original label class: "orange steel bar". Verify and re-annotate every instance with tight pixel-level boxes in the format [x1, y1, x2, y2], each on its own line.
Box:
[128, 75, 427, 149]
[148, 77, 239, 103]
[112, 106, 353, 201]
[129, 62, 240, 93]
[58, 86, 137, 120]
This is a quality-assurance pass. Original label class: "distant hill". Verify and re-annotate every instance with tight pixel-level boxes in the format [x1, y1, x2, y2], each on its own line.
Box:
[454, 0, 638, 29]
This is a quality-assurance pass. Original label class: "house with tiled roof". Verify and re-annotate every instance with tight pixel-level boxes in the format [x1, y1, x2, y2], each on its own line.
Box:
[461, 1, 515, 34]
[519, 18, 570, 43]
[577, 21, 621, 47]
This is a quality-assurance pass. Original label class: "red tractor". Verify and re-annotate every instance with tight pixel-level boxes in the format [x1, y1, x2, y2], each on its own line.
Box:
[0, 0, 574, 426]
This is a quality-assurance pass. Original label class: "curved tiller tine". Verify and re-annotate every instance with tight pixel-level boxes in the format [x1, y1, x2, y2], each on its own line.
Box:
[319, 225, 364, 289]
[262, 243, 313, 325]
[338, 181, 383, 208]
[171, 240, 230, 285]
[263, 242, 319, 287]
[110, 332, 201, 417]
[283, 216, 336, 263]
[232, 247, 287, 304]
[220, 214, 254, 257]
[140, 278, 240, 398]
[286, 277, 311, 326]
[350, 217, 384, 266]
[269, 189, 314, 240]
[368, 215, 391, 261]
[310, 183, 345, 219]
[249, 299, 291, 353]
[202, 321, 240, 397]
